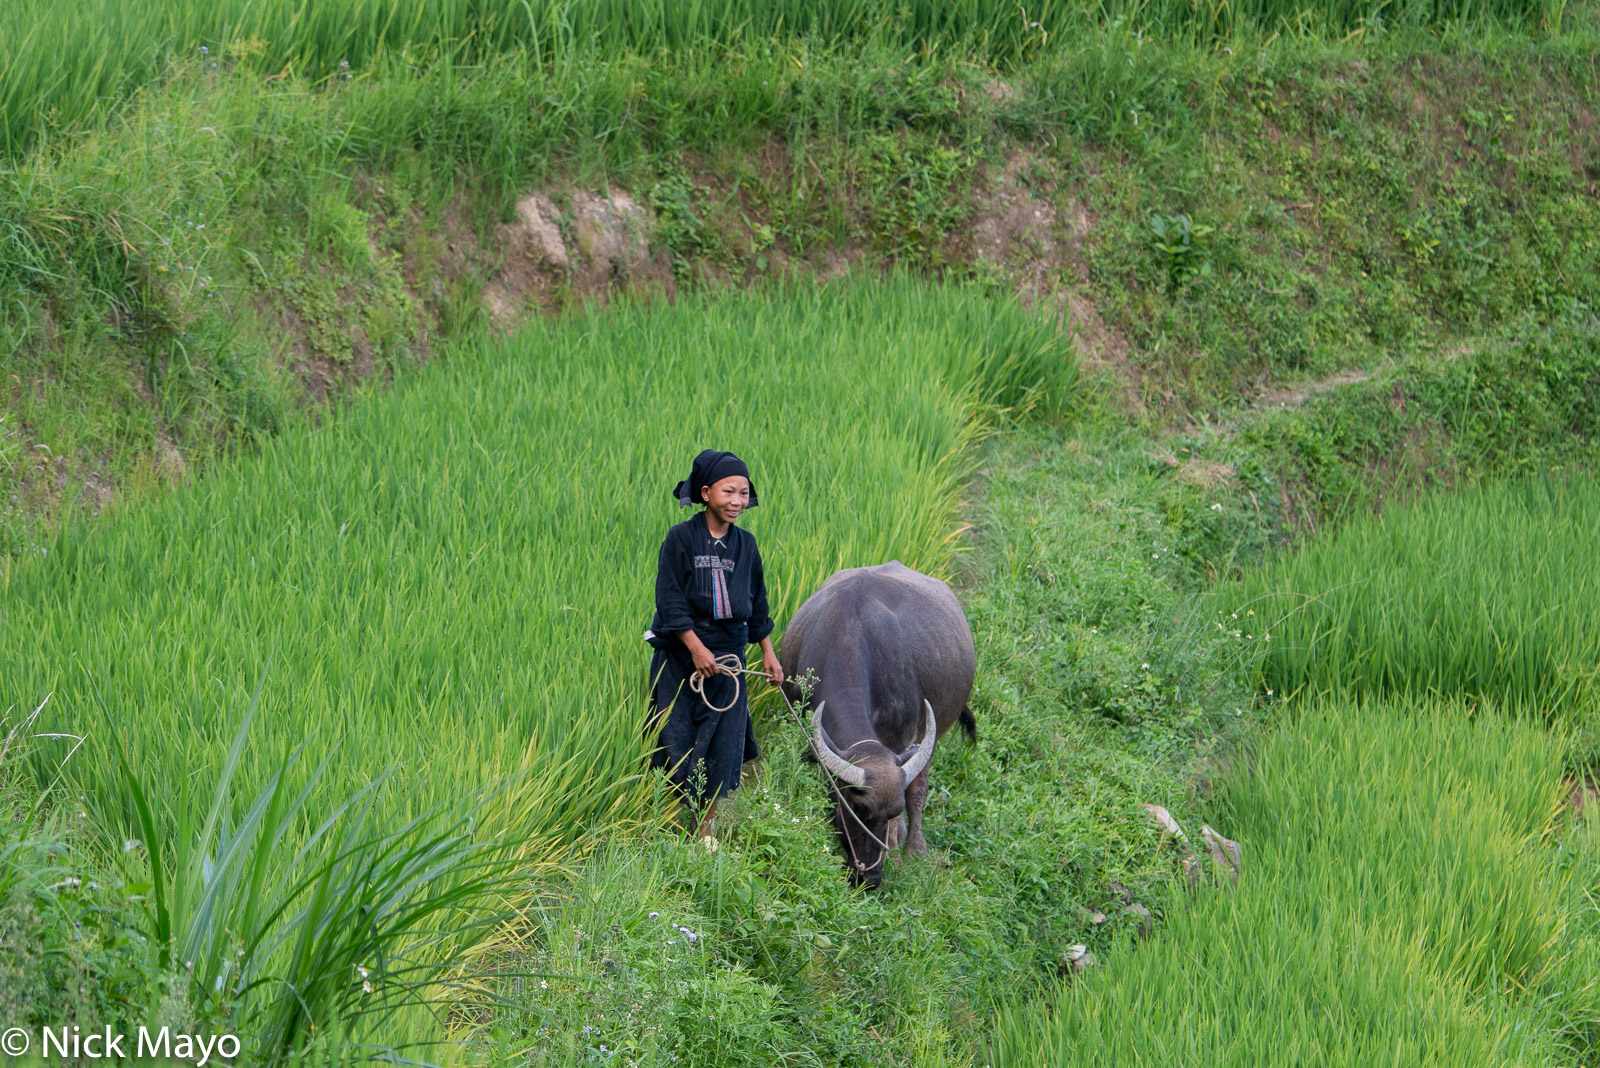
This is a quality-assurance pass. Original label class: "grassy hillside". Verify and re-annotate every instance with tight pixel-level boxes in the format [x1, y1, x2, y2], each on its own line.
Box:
[4, 10, 1599, 558]
[2, 0, 1573, 159]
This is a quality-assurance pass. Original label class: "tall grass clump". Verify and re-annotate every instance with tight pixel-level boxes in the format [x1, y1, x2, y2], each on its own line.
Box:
[0, 276, 1071, 1050]
[1225, 476, 1600, 719]
[2, 0, 1576, 159]
[991, 698, 1600, 1066]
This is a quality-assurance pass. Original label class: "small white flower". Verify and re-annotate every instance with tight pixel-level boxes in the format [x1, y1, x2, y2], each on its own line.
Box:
[1141, 663, 1150, 670]
[1211, 502, 1223, 511]
[540, 979, 548, 989]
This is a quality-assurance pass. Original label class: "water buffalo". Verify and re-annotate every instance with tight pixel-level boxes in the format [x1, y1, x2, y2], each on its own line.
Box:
[779, 561, 976, 887]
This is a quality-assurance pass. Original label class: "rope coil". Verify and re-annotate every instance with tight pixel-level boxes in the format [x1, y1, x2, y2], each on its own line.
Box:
[687, 652, 753, 712]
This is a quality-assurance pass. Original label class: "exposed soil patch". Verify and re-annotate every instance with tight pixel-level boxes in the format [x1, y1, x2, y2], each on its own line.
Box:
[1251, 368, 1372, 410]
[484, 189, 675, 326]
[960, 151, 1139, 408]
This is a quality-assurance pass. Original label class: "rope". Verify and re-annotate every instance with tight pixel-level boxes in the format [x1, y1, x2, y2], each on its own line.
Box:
[687, 652, 752, 712]
[687, 653, 890, 869]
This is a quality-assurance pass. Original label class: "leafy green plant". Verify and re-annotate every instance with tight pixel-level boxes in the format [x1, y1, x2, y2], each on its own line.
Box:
[96, 665, 523, 1063]
[1149, 212, 1214, 292]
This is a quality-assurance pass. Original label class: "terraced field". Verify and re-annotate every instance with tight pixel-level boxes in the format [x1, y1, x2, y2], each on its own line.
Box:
[0, 278, 1072, 1054]
[5, 0, 1600, 1061]
[993, 478, 1600, 1066]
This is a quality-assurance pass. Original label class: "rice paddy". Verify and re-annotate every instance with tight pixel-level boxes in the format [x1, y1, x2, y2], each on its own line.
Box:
[991, 698, 1600, 1066]
[1231, 476, 1600, 719]
[0, 276, 1070, 1051]
[991, 478, 1600, 1065]
[5, 1, 1599, 1050]
[1, 0, 1570, 158]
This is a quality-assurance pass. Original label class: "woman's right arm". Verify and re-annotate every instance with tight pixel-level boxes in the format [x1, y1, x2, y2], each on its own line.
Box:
[678, 629, 720, 678]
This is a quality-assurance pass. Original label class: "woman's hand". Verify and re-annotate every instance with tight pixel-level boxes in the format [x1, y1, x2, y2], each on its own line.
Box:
[690, 643, 721, 679]
[759, 638, 784, 686]
[679, 631, 721, 679]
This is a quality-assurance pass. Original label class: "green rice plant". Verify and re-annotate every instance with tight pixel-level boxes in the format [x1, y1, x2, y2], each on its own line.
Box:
[990, 698, 1599, 1066]
[0, 275, 1072, 1049]
[1224, 476, 1600, 719]
[0, 0, 1572, 160]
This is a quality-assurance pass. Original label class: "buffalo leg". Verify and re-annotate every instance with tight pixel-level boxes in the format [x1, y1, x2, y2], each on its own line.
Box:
[904, 769, 930, 855]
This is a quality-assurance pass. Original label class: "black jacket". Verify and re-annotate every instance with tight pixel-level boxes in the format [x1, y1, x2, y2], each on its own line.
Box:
[649, 511, 774, 652]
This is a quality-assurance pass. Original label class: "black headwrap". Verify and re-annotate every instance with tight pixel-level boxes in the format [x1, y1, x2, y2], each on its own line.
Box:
[673, 449, 759, 509]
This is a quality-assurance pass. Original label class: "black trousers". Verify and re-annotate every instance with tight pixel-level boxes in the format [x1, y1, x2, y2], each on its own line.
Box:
[647, 642, 760, 806]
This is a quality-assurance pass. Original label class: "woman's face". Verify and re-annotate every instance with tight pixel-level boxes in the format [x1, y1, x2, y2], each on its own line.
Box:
[702, 475, 751, 526]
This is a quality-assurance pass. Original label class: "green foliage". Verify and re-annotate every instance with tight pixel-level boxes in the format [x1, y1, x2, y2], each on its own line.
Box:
[4, 0, 1577, 161]
[1225, 475, 1600, 721]
[992, 698, 1600, 1066]
[96, 671, 523, 1063]
[0, 279, 1071, 1057]
[6, 20, 1600, 531]
[1129, 319, 1600, 591]
[856, 134, 978, 266]
[0, 712, 160, 1036]
[1241, 319, 1600, 528]
[468, 424, 1250, 1065]
[1148, 211, 1215, 292]
[1068, 29, 1600, 411]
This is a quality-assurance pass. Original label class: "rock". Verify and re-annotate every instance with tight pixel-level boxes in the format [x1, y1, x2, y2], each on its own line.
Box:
[1142, 803, 1188, 842]
[983, 79, 1021, 105]
[156, 433, 186, 483]
[1122, 903, 1152, 938]
[1061, 944, 1096, 973]
[572, 191, 650, 280]
[511, 193, 569, 270]
[1201, 825, 1242, 881]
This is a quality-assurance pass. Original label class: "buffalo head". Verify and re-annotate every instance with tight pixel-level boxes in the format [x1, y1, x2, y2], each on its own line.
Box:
[810, 700, 937, 888]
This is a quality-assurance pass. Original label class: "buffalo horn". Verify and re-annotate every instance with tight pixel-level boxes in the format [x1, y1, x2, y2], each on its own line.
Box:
[896, 700, 939, 785]
[810, 702, 867, 788]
